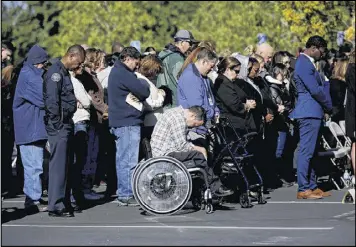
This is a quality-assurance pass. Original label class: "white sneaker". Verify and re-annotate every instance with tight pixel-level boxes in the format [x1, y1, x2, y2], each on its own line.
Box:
[83, 190, 104, 200]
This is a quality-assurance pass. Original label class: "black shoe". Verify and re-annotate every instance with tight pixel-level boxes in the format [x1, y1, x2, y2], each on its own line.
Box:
[214, 186, 234, 197]
[48, 209, 74, 217]
[72, 205, 83, 213]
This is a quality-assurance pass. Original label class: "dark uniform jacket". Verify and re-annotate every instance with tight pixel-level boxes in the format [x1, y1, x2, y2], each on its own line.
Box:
[43, 60, 77, 134]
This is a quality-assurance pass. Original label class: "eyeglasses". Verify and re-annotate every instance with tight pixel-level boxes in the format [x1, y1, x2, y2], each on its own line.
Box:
[233, 69, 240, 74]
[317, 47, 327, 57]
[185, 40, 193, 46]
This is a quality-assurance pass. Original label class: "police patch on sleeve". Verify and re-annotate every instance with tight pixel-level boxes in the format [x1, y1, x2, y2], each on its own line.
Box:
[51, 73, 61, 82]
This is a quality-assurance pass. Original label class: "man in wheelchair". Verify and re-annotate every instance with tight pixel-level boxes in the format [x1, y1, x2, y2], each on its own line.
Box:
[150, 105, 234, 197]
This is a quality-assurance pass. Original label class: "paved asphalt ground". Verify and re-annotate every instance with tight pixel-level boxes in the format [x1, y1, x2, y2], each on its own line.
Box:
[1, 183, 355, 246]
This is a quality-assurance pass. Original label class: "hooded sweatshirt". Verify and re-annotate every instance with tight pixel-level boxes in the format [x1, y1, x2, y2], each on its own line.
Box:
[13, 45, 49, 145]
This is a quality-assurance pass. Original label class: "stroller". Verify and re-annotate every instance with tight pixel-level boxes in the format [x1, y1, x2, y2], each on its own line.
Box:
[208, 117, 266, 208]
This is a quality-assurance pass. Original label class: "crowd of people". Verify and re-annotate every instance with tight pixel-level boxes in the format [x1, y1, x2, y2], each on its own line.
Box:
[1, 29, 355, 217]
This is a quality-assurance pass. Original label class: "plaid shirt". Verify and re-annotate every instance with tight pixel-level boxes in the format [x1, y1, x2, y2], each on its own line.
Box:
[151, 106, 194, 157]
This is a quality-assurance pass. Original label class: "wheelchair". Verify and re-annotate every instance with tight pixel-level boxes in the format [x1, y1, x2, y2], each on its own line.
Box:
[132, 139, 213, 216]
[132, 117, 266, 216]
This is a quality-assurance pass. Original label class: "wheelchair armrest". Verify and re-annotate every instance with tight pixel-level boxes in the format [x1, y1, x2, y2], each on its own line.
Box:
[243, 132, 258, 139]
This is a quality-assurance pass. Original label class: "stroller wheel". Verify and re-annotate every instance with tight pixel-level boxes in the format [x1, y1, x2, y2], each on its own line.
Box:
[239, 193, 252, 208]
[205, 203, 213, 214]
[257, 189, 266, 204]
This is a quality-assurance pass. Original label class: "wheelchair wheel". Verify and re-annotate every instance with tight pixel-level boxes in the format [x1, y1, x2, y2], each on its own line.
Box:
[133, 156, 193, 215]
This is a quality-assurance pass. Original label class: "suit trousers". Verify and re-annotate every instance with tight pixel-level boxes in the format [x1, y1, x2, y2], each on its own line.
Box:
[295, 118, 322, 192]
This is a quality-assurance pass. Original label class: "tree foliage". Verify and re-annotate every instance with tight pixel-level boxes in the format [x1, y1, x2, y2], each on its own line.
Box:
[48, 1, 157, 57]
[1, 1, 355, 64]
[186, 1, 294, 53]
[1, 1, 60, 63]
[279, 1, 355, 48]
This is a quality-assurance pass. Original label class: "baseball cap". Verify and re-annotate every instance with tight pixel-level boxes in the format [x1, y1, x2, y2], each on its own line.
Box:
[174, 30, 198, 43]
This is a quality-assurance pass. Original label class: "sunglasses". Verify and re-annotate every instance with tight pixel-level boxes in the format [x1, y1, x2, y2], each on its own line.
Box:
[233, 69, 240, 74]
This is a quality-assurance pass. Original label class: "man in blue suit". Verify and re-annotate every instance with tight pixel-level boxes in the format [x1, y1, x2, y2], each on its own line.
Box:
[290, 36, 333, 199]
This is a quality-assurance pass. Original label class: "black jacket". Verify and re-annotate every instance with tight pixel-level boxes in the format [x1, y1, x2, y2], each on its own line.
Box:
[254, 76, 278, 115]
[265, 75, 292, 131]
[236, 78, 265, 134]
[329, 78, 346, 122]
[345, 64, 355, 139]
[213, 74, 253, 134]
[43, 60, 77, 132]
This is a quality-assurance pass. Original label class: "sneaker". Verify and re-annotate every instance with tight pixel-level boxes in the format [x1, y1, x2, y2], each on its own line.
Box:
[117, 197, 139, 207]
[42, 190, 48, 198]
[280, 178, 294, 187]
[127, 197, 139, 207]
[25, 201, 48, 214]
[214, 186, 234, 197]
[117, 198, 128, 206]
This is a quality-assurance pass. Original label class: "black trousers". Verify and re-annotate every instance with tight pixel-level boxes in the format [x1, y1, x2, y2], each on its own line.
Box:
[167, 150, 221, 191]
[71, 129, 87, 205]
[94, 121, 117, 194]
[47, 123, 73, 211]
[1, 127, 14, 194]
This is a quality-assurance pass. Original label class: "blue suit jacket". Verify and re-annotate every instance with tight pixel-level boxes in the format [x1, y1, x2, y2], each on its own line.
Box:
[289, 54, 332, 119]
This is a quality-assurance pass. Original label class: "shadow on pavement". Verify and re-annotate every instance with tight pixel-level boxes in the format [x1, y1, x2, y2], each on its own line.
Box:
[1, 207, 27, 224]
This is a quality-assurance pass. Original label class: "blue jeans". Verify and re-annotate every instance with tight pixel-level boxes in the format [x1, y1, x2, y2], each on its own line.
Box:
[276, 131, 287, 159]
[296, 118, 322, 192]
[19, 141, 45, 206]
[110, 126, 140, 200]
[74, 120, 89, 135]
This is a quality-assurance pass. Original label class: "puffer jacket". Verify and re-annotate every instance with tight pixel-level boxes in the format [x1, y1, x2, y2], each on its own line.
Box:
[156, 44, 185, 109]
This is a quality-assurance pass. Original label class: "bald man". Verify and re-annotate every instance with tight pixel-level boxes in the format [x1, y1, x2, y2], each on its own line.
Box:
[256, 43, 274, 64]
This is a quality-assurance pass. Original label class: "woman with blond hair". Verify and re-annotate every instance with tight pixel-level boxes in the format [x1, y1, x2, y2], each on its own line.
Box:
[329, 57, 349, 122]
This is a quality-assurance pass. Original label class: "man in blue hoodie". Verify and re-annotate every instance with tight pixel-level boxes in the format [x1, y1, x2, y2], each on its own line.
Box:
[289, 36, 333, 200]
[108, 47, 150, 206]
[13, 44, 49, 213]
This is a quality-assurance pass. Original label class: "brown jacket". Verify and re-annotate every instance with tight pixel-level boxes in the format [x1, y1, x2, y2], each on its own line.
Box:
[77, 70, 108, 124]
